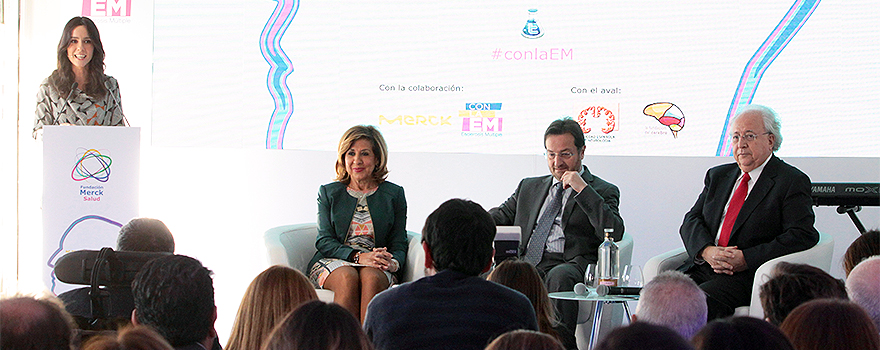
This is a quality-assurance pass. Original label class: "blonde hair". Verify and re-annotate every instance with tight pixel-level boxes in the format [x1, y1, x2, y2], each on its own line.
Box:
[81, 326, 173, 350]
[335, 125, 389, 184]
[226, 266, 318, 350]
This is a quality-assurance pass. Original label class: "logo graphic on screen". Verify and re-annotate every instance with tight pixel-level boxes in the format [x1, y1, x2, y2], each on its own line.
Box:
[522, 9, 543, 39]
[577, 106, 617, 134]
[461, 103, 503, 137]
[643, 102, 685, 138]
[82, 0, 132, 17]
[379, 114, 453, 126]
[71, 148, 112, 183]
[46, 215, 123, 293]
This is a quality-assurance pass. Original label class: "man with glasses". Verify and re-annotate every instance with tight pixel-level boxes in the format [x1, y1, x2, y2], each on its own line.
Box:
[490, 118, 625, 349]
[680, 104, 818, 320]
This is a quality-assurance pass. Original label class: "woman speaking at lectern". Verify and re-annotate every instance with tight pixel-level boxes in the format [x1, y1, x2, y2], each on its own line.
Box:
[33, 16, 126, 138]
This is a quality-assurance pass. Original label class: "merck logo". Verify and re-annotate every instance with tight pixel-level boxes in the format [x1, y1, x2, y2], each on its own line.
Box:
[82, 0, 131, 17]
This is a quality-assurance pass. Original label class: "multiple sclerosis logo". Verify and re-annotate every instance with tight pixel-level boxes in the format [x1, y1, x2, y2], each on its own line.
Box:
[71, 148, 112, 183]
[82, 0, 132, 17]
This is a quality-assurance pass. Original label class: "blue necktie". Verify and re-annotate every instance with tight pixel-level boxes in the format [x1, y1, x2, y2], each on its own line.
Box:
[524, 182, 565, 265]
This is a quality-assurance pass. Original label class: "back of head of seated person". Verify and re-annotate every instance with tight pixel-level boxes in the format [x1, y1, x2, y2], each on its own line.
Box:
[0, 295, 75, 350]
[131, 254, 218, 350]
[485, 330, 564, 350]
[758, 262, 847, 326]
[80, 325, 174, 350]
[263, 300, 373, 350]
[780, 298, 880, 350]
[487, 259, 559, 341]
[58, 217, 176, 331]
[843, 229, 879, 277]
[225, 265, 318, 350]
[846, 256, 880, 331]
[594, 322, 694, 350]
[633, 270, 707, 340]
[692, 316, 793, 350]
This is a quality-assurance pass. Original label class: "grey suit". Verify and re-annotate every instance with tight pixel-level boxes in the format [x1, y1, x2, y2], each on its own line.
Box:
[490, 165, 624, 349]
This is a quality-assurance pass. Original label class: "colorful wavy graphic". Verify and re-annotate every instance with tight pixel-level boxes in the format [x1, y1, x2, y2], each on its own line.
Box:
[71, 148, 112, 182]
[47, 215, 123, 293]
[261, 0, 299, 149]
[716, 0, 821, 156]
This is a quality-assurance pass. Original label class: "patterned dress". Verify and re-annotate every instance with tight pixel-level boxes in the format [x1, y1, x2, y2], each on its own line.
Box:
[309, 188, 395, 287]
[33, 76, 125, 137]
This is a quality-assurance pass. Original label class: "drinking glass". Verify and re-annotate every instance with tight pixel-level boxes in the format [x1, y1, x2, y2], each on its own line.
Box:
[621, 265, 644, 287]
[584, 264, 597, 287]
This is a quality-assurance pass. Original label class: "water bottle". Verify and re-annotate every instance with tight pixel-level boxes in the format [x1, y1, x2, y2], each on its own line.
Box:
[597, 228, 619, 286]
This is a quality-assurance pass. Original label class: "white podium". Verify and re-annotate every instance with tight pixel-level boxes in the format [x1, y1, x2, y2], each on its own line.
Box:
[42, 126, 140, 294]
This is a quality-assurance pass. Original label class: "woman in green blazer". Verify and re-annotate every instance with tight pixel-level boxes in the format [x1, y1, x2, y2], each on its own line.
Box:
[308, 125, 407, 323]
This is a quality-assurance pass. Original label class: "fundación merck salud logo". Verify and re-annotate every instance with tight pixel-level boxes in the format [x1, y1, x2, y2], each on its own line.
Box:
[71, 148, 112, 202]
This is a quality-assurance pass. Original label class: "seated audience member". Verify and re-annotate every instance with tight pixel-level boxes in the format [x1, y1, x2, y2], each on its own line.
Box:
[263, 300, 373, 350]
[81, 325, 174, 350]
[758, 262, 847, 326]
[594, 322, 694, 350]
[843, 229, 879, 277]
[780, 299, 880, 350]
[0, 295, 74, 350]
[59, 217, 175, 328]
[364, 199, 538, 350]
[691, 316, 793, 350]
[846, 256, 880, 331]
[487, 259, 559, 341]
[225, 265, 318, 350]
[633, 270, 706, 340]
[131, 255, 219, 350]
[485, 330, 564, 350]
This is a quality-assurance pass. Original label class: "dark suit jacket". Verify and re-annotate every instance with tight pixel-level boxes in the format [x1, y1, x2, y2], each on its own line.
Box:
[679, 155, 819, 272]
[489, 165, 625, 270]
[309, 181, 408, 277]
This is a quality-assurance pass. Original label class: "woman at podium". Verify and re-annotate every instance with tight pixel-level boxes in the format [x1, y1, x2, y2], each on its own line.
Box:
[33, 16, 126, 138]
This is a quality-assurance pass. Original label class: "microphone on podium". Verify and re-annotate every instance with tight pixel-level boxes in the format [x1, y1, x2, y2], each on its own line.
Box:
[596, 285, 642, 296]
[56, 82, 78, 122]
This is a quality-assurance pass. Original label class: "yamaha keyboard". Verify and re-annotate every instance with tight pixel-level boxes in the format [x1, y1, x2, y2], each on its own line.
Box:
[811, 183, 879, 207]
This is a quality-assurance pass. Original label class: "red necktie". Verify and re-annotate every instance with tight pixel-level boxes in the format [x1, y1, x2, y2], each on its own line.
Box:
[718, 173, 750, 247]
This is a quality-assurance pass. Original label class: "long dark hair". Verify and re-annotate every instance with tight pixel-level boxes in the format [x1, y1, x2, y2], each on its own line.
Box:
[50, 16, 107, 99]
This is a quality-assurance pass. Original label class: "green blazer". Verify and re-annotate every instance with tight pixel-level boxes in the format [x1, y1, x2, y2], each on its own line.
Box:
[309, 181, 408, 277]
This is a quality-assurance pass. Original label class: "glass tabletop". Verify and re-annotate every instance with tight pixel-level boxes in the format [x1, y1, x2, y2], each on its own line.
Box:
[548, 290, 639, 302]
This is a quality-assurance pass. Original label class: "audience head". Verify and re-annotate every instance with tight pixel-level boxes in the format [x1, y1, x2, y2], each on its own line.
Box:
[846, 256, 880, 331]
[484, 330, 564, 350]
[131, 255, 216, 348]
[843, 229, 879, 277]
[780, 299, 880, 350]
[263, 300, 373, 350]
[422, 198, 495, 276]
[0, 295, 74, 350]
[758, 262, 847, 326]
[80, 325, 173, 350]
[594, 322, 694, 350]
[692, 316, 793, 350]
[226, 265, 318, 350]
[487, 259, 558, 339]
[335, 125, 389, 185]
[634, 270, 706, 339]
[117, 218, 175, 253]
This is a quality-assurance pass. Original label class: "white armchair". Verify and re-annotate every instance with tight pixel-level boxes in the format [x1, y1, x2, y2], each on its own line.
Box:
[643, 231, 834, 317]
[574, 232, 634, 350]
[264, 223, 426, 302]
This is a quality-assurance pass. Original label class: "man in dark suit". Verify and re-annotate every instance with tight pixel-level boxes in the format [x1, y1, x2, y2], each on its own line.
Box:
[490, 118, 625, 349]
[680, 104, 819, 320]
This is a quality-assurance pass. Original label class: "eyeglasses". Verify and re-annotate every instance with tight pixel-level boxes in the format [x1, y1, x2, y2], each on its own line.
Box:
[730, 132, 770, 143]
[545, 151, 576, 160]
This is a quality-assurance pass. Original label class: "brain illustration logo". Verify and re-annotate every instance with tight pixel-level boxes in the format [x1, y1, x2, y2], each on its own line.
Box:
[71, 148, 112, 182]
[577, 106, 617, 134]
[644, 102, 685, 138]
